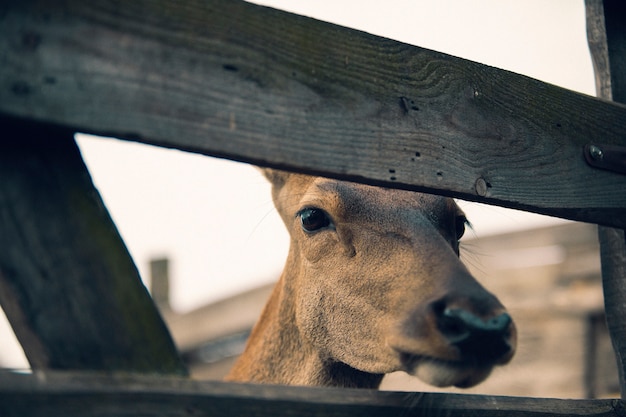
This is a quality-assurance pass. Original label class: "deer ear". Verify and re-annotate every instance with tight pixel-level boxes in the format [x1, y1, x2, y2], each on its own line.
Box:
[258, 167, 290, 188]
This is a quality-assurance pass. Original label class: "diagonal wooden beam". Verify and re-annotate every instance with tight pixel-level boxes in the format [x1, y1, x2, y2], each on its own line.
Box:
[0, 116, 187, 374]
[0, 0, 625, 227]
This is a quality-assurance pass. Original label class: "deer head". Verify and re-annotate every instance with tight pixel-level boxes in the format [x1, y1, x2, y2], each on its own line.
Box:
[227, 170, 516, 389]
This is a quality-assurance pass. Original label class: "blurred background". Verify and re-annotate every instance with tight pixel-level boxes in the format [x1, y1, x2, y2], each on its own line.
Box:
[2, 0, 617, 398]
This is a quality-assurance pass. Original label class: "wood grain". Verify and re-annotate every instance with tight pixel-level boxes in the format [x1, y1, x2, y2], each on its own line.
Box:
[1, 0, 625, 226]
[0, 371, 621, 417]
[0, 116, 187, 374]
[598, 226, 626, 399]
[587, 0, 626, 401]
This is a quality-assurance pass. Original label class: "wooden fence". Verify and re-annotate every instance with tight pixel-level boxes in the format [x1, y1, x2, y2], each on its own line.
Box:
[0, 0, 625, 415]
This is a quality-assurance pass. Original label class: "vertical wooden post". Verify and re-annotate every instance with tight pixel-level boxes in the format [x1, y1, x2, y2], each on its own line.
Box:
[586, 0, 626, 400]
[150, 257, 172, 312]
[598, 228, 626, 397]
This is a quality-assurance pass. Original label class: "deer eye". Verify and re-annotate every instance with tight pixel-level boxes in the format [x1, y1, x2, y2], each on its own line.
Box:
[456, 215, 470, 240]
[298, 208, 332, 233]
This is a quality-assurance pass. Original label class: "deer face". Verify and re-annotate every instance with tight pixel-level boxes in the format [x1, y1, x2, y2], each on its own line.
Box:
[266, 170, 516, 388]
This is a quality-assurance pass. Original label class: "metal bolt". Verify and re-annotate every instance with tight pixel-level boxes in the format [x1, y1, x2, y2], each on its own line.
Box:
[475, 178, 488, 197]
[588, 145, 604, 161]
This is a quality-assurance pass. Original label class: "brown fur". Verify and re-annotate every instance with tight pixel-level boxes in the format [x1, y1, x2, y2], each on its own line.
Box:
[226, 170, 516, 388]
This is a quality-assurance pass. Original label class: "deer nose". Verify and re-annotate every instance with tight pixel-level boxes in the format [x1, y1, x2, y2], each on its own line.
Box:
[436, 307, 513, 362]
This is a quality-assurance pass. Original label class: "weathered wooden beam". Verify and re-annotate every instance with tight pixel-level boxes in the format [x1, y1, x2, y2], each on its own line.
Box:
[586, 0, 626, 401]
[598, 226, 626, 399]
[1, 0, 625, 227]
[0, 371, 621, 417]
[0, 116, 187, 374]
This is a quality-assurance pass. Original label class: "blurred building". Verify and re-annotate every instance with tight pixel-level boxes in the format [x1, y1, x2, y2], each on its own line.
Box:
[156, 221, 619, 398]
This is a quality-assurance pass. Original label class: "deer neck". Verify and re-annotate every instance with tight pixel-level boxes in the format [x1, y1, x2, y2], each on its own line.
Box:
[228, 256, 383, 389]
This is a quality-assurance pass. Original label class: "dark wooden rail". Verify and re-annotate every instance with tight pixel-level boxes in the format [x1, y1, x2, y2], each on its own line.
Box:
[1, 0, 625, 227]
[0, 0, 625, 416]
[0, 371, 622, 417]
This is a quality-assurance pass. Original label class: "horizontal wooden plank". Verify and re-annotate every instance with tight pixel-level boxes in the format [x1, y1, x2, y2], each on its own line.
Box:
[0, 117, 187, 374]
[1, 0, 625, 226]
[0, 371, 621, 417]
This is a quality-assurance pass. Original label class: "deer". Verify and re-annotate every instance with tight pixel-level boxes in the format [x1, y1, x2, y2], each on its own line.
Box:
[226, 169, 516, 389]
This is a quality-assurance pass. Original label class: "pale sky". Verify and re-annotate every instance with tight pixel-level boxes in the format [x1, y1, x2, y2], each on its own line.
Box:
[1, 0, 596, 367]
